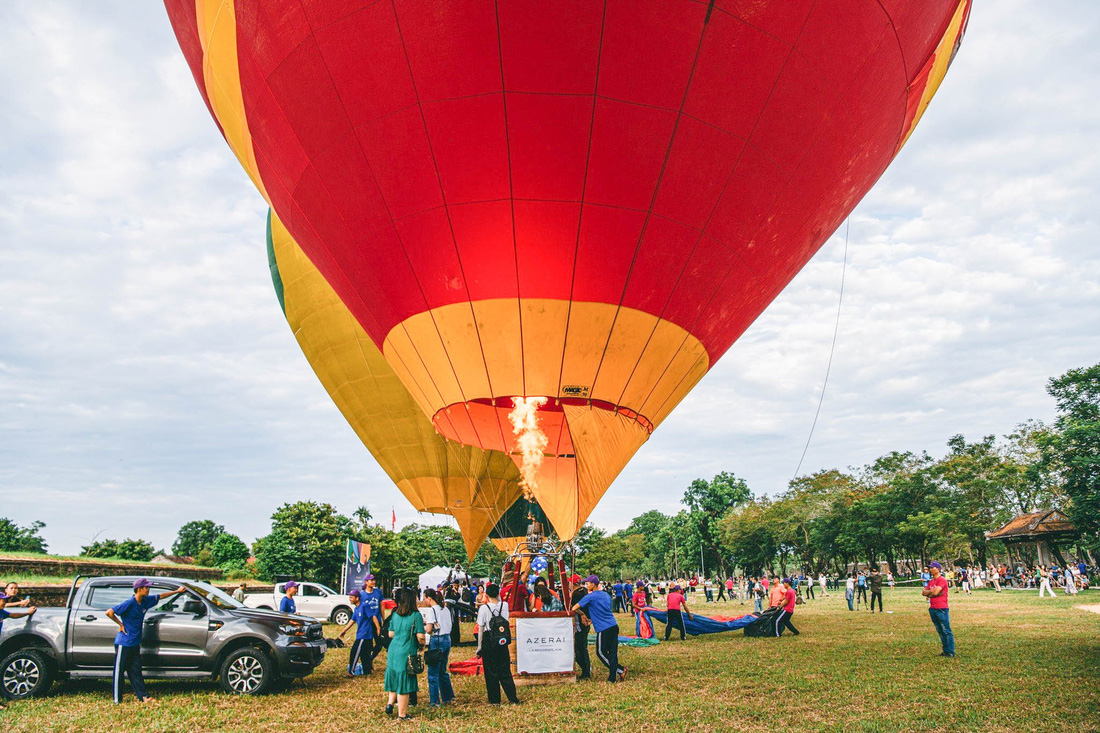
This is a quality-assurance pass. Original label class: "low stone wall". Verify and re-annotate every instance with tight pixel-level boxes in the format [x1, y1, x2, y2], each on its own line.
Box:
[16, 583, 275, 608]
[0, 556, 224, 582]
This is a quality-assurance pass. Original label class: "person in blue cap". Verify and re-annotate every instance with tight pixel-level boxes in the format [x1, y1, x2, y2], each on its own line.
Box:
[571, 575, 626, 683]
[337, 589, 379, 676]
[359, 574, 385, 666]
[105, 578, 186, 704]
[279, 581, 299, 614]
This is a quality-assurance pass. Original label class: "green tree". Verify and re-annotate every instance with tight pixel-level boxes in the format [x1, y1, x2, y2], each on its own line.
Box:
[0, 518, 48, 553]
[172, 520, 226, 557]
[211, 532, 250, 569]
[1002, 420, 1063, 513]
[252, 501, 351, 585]
[935, 434, 1012, 566]
[683, 471, 752, 575]
[617, 510, 670, 577]
[1046, 364, 1100, 546]
[81, 538, 156, 562]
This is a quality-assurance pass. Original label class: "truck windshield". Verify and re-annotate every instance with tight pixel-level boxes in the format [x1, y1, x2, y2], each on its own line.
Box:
[185, 581, 244, 610]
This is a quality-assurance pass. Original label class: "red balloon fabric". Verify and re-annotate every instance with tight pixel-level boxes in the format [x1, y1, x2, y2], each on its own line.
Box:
[166, 0, 971, 539]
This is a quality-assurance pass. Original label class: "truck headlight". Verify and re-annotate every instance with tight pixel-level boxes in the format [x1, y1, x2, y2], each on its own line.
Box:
[279, 623, 306, 636]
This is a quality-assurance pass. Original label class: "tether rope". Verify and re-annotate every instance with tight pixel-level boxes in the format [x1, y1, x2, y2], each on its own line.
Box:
[793, 218, 850, 480]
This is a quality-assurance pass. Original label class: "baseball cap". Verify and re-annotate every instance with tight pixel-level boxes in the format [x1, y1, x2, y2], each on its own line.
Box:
[132, 578, 152, 590]
[585, 574, 599, 585]
[0, 593, 9, 601]
[636, 581, 645, 588]
[285, 580, 299, 590]
[570, 574, 582, 583]
[928, 561, 942, 570]
[348, 590, 361, 599]
[363, 573, 375, 581]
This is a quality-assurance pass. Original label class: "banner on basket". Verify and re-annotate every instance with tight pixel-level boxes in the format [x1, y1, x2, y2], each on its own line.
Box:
[515, 616, 574, 674]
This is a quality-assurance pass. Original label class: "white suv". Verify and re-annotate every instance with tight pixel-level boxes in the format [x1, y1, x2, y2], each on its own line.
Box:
[243, 582, 354, 626]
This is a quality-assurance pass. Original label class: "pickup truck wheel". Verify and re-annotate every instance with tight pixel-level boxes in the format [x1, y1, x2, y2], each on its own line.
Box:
[332, 606, 352, 626]
[1, 648, 55, 700]
[218, 647, 275, 695]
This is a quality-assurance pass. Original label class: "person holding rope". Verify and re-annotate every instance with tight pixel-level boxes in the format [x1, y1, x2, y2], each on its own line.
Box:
[336, 589, 379, 676]
[773, 578, 800, 637]
[664, 584, 691, 641]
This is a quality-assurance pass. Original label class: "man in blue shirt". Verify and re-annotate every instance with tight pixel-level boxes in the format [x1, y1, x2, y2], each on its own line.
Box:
[360, 574, 385, 665]
[105, 578, 186, 704]
[572, 575, 625, 683]
[611, 581, 625, 613]
[336, 589, 379, 676]
[279, 581, 299, 614]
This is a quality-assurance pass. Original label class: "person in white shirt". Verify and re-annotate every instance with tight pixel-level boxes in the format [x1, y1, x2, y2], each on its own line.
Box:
[1064, 566, 1078, 595]
[1038, 565, 1057, 598]
[818, 573, 828, 596]
[476, 584, 518, 705]
[845, 575, 855, 611]
[421, 589, 454, 706]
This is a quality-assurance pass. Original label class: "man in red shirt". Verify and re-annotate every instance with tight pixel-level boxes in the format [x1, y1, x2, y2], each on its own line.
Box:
[922, 561, 955, 657]
[664, 585, 692, 640]
[772, 578, 800, 637]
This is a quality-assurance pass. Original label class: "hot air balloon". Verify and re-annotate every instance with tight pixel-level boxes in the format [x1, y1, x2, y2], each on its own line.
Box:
[166, 0, 971, 544]
[267, 208, 524, 559]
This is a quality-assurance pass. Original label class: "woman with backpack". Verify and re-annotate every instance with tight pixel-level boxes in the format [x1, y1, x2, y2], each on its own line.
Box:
[476, 583, 519, 705]
[422, 589, 455, 707]
[384, 587, 425, 721]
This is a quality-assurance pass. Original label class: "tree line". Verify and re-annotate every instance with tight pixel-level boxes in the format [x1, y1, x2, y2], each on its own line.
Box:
[573, 362, 1099, 579]
[4, 363, 1095, 587]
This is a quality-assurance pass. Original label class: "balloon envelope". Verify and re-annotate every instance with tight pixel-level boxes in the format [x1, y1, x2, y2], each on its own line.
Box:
[167, 0, 971, 540]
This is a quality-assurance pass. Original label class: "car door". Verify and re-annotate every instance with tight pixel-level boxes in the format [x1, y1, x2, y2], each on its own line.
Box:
[140, 587, 211, 670]
[294, 584, 323, 619]
[69, 582, 135, 668]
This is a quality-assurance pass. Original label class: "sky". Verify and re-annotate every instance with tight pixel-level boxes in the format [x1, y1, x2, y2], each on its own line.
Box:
[1, 2, 1098, 556]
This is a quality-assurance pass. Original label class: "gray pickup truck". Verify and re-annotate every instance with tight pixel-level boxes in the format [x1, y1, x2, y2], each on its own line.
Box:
[0, 575, 326, 700]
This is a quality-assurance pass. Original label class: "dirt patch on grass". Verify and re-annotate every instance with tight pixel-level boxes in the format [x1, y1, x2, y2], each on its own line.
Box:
[1075, 603, 1100, 615]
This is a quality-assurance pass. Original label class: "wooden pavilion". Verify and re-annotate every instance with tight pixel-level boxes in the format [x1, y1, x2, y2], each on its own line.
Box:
[985, 509, 1078, 566]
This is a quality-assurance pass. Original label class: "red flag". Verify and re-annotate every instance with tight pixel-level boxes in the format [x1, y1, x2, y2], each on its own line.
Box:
[391, 508, 396, 531]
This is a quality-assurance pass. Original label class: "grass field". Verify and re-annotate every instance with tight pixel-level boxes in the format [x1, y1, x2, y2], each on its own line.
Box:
[3, 587, 1098, 732]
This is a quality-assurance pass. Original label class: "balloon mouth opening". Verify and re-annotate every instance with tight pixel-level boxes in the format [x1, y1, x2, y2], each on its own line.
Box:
[431, 396, 653, 457]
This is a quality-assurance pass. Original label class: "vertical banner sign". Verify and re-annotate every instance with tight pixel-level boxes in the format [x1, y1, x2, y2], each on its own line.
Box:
[342, 540, 372, 594]
[515, 616, 574, 674]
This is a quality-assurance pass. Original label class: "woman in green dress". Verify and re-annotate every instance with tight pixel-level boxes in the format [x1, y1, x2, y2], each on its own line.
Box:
[385, 587, 425, 721]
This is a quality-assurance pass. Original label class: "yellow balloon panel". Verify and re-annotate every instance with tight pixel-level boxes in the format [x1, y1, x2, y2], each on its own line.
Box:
[267, 211, 523, 559]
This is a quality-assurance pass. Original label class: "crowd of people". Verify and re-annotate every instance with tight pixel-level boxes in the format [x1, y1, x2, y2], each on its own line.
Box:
[4, 553, 1093, 714]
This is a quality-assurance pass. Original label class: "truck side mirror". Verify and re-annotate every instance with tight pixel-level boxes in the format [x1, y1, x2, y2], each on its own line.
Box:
[182, 600, 206, 616]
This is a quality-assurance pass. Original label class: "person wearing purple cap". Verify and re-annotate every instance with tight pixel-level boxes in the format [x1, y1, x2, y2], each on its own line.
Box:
[922, 562, 954, 657]
[571, 575, 625, 683]
[105, 578, 186, 704]
[279, 581, 299, 614]
[360, 574, 385, 666]
[337, 589, 379, 676]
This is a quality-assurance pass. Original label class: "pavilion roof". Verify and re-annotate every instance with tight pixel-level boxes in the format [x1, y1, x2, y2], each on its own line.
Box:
[986, 509, 1077, 541]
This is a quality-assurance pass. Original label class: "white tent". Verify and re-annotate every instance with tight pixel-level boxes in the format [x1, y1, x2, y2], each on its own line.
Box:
[418, 565, 452, 591]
